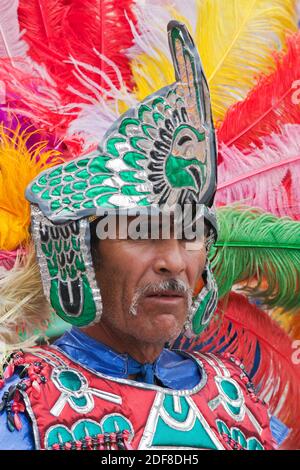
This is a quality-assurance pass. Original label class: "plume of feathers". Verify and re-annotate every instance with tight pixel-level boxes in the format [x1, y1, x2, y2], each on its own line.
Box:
[128, 0, 297, 122]
[210, 206, 300, 311]
[0, 124, 64, 252]
[63, 52, 139, 149]
[217, 32, 300, 151]
[216, 124, 300, 220]
[17, 0, 138, 107]
[0, 0, 28, 60]
[0, 57, 88, 156]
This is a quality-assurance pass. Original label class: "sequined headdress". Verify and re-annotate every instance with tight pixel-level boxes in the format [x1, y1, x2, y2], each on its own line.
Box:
[1, 1, 299, 448]
[25, 21, 218, 329]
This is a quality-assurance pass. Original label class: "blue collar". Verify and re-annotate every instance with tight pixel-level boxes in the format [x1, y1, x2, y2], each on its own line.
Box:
[54, 327, 201, 390]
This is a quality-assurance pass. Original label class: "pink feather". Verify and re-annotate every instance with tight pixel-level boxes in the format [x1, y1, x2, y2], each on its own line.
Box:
[0, 0, 28, 60]
[216, 124, 300, 220]
[0, 249, 26, 271]
[0, 57, 86, 157]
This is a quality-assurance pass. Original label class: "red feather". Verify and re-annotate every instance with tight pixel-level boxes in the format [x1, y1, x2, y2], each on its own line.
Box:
[18, 0, 137, 106]
[17, 0, 65, 55]
[217, 33, 300, 153]
[178, 292, 300, 449]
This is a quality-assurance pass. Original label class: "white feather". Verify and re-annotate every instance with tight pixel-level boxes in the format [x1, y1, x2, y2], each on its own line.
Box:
[127, 0, 198, 61]
[66, 102, 118, 150]
[216, 124, 300, 219]
[65, 52, 138, 149]
[0, 0, 28, 59]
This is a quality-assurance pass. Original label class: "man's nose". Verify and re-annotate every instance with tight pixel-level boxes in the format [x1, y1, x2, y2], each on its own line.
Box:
[153, 239, 186, 276]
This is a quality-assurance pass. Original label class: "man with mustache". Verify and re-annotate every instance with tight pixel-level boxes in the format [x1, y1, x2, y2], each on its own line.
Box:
[0, 22, 276, 450]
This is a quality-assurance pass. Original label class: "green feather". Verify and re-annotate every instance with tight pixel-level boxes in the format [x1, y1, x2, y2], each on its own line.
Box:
[209, 206, 300, 310]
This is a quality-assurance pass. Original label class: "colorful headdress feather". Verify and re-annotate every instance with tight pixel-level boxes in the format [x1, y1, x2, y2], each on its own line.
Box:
[0, 0, 299, 448]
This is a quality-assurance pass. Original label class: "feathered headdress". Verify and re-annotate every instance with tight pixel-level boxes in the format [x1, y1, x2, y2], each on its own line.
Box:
[0, 0, 299, 449]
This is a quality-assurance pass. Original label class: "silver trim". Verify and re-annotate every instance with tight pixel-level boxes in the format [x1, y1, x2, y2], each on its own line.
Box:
[19, 390, 41, 450]
[31, 207, 103, 327]
[49, 345, 208, 397]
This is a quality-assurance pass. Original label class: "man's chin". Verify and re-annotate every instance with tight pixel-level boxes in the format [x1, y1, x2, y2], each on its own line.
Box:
[133, 313, 184, 345]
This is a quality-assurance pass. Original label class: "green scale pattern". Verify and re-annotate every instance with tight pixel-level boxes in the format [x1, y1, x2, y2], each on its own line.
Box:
[39, 221, 97, 326]
[28, 90, 207, 223]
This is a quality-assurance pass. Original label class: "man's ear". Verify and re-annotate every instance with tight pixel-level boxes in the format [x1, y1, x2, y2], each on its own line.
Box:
[167, 20, 213, 127]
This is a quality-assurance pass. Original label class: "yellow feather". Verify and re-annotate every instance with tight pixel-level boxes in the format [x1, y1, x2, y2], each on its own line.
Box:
[272, 308, 300, 340]
[130, 0, 297, 122]
[0, 125, 63, 251]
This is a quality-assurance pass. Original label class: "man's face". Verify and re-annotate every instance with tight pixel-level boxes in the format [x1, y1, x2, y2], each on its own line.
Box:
[93, 215, 207, 346]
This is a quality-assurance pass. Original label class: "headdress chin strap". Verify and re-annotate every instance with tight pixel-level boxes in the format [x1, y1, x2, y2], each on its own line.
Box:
[31, 206, 102, 328]
[183, 260, 218, 338]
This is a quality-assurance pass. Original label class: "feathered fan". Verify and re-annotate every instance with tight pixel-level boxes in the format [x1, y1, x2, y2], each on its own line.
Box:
[124, 0, 300, 448]
[128, 0, 297, 121]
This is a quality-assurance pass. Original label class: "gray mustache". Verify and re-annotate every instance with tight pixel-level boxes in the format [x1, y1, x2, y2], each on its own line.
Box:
[140, 279, 191, 296]
[129, 279, 193, 316]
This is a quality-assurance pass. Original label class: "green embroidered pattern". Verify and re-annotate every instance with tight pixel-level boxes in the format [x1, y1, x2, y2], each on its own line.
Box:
[187, 262, 218, 337]
[151, 395, 218, 449]
[191, 289, 214, 334]
[165, 125, 206, 189]
[219, 379, 241, 416]
[27, 88, 209, 223]
[45, 415, 133, 449]
[58, 370, 83, 392]
[139, 392, 223, 450]
[34, 213, 100, 327]
[26, 24, 216, 224]
[216, 420, 264, 450]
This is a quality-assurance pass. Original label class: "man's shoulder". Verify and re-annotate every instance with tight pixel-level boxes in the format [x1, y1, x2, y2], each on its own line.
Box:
[186, 350, 275, 449]
[188, 350, 262, 397]
[188, 350, 254, 378]
[188, 351, 271, 416]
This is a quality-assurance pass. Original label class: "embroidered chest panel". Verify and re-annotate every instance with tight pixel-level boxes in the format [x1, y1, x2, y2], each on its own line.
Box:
[13, 347, 272, 450]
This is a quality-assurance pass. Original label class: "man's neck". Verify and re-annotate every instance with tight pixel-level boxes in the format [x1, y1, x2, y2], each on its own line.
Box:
[82, 322, 165, 365]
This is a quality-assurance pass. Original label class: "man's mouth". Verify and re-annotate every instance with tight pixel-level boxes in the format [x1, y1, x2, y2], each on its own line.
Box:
[146, 290, 184, 298]
[129, 280, 191, 316]
[144, 290, 186, 304]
